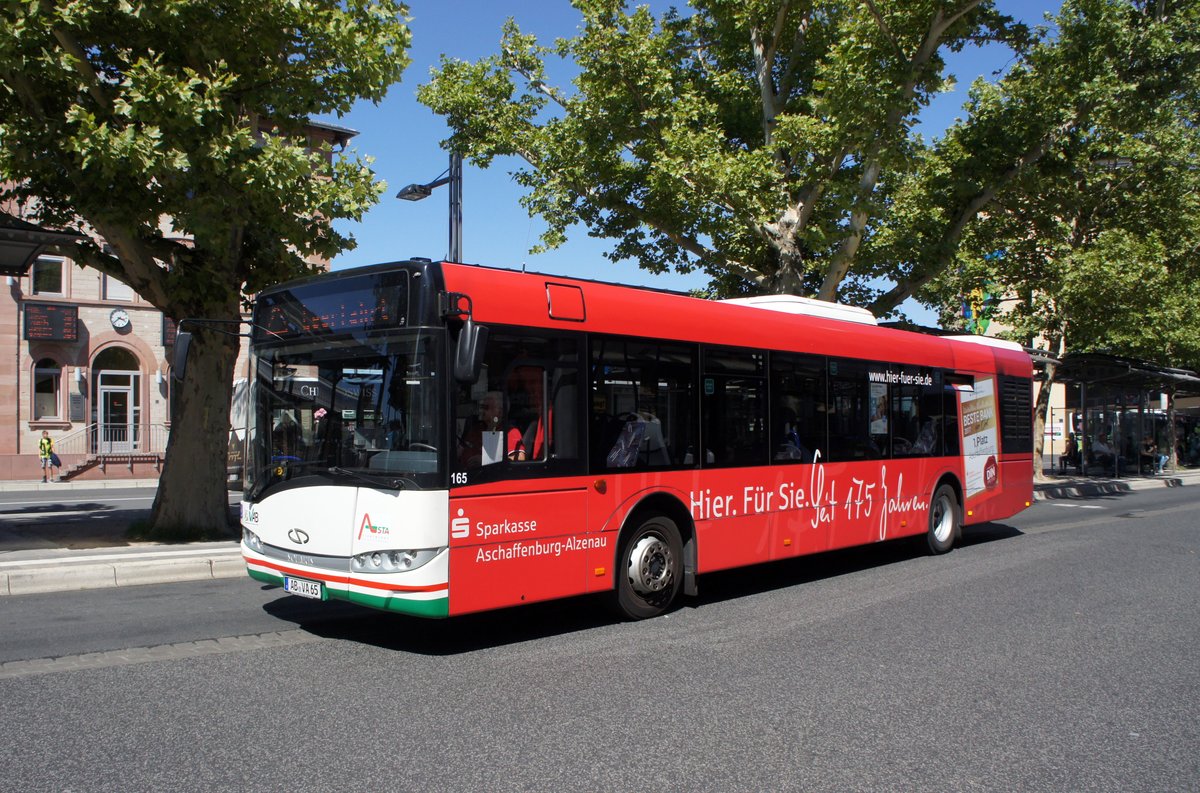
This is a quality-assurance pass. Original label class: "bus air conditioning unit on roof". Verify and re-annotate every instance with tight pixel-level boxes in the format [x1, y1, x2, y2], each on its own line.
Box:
[719, 295, 878, 325]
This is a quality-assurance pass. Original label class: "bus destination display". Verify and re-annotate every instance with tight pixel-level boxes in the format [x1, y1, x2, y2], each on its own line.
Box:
[258, 272, 409, 340]
[24, 303, 79, 341]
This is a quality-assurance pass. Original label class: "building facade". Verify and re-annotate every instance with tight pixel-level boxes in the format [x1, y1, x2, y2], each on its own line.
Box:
[0, 255, 178, 480]
[0, 121, 353, 482]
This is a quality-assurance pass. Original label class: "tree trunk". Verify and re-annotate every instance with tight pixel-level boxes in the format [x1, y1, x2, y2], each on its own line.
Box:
[1031, 334, 1065, 481]
[1033, 363, 1056, 482]
[149, 323, 240, 538]
[1165, 387, 1177, 474]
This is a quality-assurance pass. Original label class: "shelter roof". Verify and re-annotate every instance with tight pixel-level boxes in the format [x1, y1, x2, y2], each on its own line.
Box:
[1055, 352, 1200, 396]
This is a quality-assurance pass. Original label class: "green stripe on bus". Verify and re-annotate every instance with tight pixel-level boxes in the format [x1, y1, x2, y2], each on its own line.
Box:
[346, 589, 449, 619]
[248, 567, 282, 586]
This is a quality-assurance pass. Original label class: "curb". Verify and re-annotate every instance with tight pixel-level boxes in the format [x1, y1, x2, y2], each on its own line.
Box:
[1034, 471, 1197, 501]
[0, 545, 244, 597]
[0, 479, 164, 493]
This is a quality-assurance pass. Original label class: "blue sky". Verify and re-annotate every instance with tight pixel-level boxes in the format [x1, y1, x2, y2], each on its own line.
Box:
[322, 1, 1061, 324]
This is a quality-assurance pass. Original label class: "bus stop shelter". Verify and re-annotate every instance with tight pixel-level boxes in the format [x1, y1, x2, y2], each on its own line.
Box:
[1052, 352, 1200, 476]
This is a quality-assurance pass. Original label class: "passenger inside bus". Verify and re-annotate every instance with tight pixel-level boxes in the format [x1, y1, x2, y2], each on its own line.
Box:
[458, 391, 525, 466]
[271, 412, 302, 462]
[507, 364, 547, 461]
[774, 414, 811, 462]
[635, 379, 670, 465]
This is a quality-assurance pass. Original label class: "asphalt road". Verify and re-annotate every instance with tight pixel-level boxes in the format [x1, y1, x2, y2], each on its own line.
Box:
[1, 486, 1197, 792]
[0, 487, 241, 550]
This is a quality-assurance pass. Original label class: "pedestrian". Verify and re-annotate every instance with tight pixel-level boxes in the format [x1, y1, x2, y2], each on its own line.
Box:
[1092, 433, 1116, 470]
[1061, 432, 1079, 473]
[38, 429, 58, 482]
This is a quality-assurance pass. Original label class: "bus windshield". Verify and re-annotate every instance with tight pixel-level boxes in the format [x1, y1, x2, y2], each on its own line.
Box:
[246, 329, 444, 497]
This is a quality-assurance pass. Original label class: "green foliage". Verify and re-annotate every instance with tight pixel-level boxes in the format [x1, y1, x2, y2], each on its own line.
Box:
[421, 0, 1198, 333]
[419, 0, 1028, 303]
[0, 0, 411, 537]
[921, 0, 1200, 369]
[0, 0, 411, 315]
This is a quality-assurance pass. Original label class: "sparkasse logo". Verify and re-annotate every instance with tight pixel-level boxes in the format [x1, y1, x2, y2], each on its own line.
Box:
[451, 508, 471, 540]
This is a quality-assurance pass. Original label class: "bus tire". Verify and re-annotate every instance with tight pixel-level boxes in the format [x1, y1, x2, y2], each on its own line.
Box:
[614, 514, 683, 620]
[926, 483, 959, 555]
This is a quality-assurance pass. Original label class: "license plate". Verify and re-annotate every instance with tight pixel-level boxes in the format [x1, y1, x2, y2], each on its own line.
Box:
[283, 576, 324, 600]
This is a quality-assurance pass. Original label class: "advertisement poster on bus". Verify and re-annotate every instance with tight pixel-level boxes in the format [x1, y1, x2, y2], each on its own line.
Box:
[961, 376, 999, 500]
[869, 383, 889, 435]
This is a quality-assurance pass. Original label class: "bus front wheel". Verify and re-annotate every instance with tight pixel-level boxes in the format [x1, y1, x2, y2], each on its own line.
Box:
[926, 484, 960, 555]
[614, 515, 683, 620]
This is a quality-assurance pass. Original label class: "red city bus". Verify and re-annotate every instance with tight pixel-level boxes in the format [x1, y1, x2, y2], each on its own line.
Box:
[237, 260, 1033, 619]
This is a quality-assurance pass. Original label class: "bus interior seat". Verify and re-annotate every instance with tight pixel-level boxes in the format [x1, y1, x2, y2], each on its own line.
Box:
[551, 383, 578, 458]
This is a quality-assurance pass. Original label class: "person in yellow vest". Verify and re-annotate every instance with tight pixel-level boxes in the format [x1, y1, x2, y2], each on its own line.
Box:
[38, 430, 58, 482]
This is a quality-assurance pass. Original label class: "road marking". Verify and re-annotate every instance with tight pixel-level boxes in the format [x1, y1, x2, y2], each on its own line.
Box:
[0, 546, 241, 568]
[1050, 503, 1105, 509]
[0, 630, 324, 679]
[0, 495, 241, 508]
[0, 496, 154, 508]
[0, 509, 109, 520]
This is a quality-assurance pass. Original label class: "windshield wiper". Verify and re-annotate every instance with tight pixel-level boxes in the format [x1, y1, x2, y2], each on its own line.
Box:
[328, 466, 418, 491]
[246, 460, 330, 501]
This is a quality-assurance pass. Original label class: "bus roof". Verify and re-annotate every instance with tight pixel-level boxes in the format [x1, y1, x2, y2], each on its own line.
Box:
[435, 262, 1032, 378]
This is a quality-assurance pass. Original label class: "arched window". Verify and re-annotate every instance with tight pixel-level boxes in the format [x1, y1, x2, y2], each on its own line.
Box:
[33, 358, 61, 419]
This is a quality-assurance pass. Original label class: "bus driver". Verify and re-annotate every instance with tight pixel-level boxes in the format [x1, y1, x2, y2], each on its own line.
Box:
[459, 391, 526, 466]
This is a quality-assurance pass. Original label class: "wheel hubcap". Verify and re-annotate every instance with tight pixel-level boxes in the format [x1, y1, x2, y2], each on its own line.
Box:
[932, 495, 954, 543]
[627, 534, 673, 595]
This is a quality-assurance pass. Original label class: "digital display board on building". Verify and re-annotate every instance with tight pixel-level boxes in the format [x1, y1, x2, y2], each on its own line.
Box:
[24, 303, 79, 341]
[162, 315, 178, 347]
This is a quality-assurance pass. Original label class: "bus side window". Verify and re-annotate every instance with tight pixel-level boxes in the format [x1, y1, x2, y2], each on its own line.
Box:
[891, 369, 941, 457]
[702, 347, 767, 468]
[454, 332, 583, 476]
[590, 337, 697, 471]
[770, 351, 826, 464]
[827, 359, 888, 461]
[943, 385, 962, 456]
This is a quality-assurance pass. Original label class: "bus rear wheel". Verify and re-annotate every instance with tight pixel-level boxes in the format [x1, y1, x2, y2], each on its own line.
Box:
[926, 483, 960, 555]
[615, 515, 683, 620]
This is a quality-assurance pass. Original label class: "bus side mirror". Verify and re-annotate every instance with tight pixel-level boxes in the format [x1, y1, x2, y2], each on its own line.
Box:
[453, 319, 488, 384]
[172, 331, 193, 383]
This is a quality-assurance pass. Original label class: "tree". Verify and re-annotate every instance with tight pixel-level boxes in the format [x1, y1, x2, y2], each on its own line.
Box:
[875, 0, 1200, 318]
[421, 0, 1195, 322]
[418, 0, 1030, 304]
[0, 1, 411, 537]
[919, 0, 1200, 476]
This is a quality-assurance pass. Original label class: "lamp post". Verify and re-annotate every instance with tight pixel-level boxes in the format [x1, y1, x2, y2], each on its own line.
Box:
[396, 152, 463, 263]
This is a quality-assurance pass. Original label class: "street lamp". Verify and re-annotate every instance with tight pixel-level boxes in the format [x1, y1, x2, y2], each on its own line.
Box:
[396, 152, 463, 263]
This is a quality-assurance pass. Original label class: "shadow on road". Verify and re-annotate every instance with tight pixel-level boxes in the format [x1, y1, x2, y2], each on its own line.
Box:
[0, 503, 241, 550]
[261, 520, 1024, 656]
[0, 505, 146, 550]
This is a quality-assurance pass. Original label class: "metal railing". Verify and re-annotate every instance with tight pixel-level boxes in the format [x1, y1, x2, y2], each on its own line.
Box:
[52, 423, 170, 458]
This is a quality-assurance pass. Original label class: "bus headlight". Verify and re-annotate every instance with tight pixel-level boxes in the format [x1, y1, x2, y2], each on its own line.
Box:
[243, 528, 264, 553]
[352, 547, 442, 574]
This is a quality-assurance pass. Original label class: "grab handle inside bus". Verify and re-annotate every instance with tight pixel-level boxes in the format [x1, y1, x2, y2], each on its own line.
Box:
[454, 318, 488, 384]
